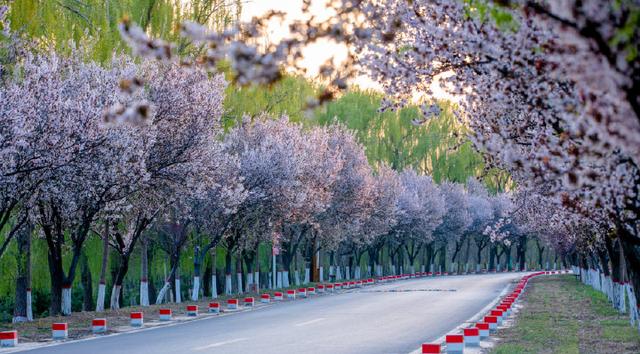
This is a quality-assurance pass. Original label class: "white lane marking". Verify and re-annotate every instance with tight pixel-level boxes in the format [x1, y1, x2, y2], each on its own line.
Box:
[294, 318, 326, 327]
[193, 338, 249, 351]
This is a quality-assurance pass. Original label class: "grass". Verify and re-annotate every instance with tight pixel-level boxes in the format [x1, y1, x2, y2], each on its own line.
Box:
[491, 275, 640, 354]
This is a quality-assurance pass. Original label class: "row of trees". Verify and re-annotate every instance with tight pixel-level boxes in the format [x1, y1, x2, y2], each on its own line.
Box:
[110, 0, 640, 323]
[0, 48, 541, 321]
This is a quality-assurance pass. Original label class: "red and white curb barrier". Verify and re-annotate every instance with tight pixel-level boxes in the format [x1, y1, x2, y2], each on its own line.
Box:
[52, 323, 68, 340]
[261, 293, 271, 303]
[274, 291, 283, 301]
[463, 328, 479, 346]
[307, 287, 316, 295]
[208, 302, 220, 314]
[244, 297, 255, 307]
[475, 322, 489, 339]
[317, 284, 325, 293]
[286, 289, 296, 300]
[130, 312, 143, 327]
[297, 288, 307, 298]
[1, 330, 18, 347]
[92, 318, 107, 334]
[186, 305, 199, 316]
[159, 308, 172, 320]
[418, 270, 564, 353]
[445, 334, 464, 353]
[326, 284, 334, 292]
[227, 299, 239, 310]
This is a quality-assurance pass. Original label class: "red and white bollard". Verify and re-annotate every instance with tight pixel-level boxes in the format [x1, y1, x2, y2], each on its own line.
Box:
[326, 284, 334, 292]
[227, 299, 239, 310]
[367, 278, 374, 285]
[52, 323, 68, 340]
[260, 293, 271, 303]
[490, 309, 504, 325]
[92, 318, 107, 334]
[476, 322, 490, 339]
[421, 343, 441, 353]
[297, 288, 307, 298]
[244, 297, 255, 307]
[0, 331, 18, 347]
[333, 283, 342, 290]
[130, 312, 144, 327]
[286, 289, 296, 299]
[307, 287, 316, 295]
[464, 327, 480, 346]
[274, 291, 284, 301]
[445, 334, 464, 353]
[317, 284, 325, 293]
[484, 316, 498, 331]
[208, 302, 220, 314]
[159, 308, 172, 320]
[187, 305, 199, 316]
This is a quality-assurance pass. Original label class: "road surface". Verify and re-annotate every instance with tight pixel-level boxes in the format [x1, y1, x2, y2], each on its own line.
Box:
[21, 273, 523, 354]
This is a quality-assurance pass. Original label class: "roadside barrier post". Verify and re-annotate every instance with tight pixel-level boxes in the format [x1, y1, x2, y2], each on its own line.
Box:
[0, 331, 18, 347]
[52, 323, 68, 340]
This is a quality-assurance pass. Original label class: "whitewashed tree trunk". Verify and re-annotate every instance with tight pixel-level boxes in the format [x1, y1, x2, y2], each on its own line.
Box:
[294, 270, 300, 285]
[246, 273, 254, 292]
[320, 267, 324, 282]
[236, 273, 243, 294]
[225, 274, 232, 295]
[277, 271, 283, 288]
[329, 265, 335, 277]
[26, 289, 33, 321]
[140, 281, 149, 306]
[110, 285, 121, 310]
[336, 266, 342, 280]
[175, 278, 182, 303]
[140, 236, 149, 306]
[304, 268, 310, 284]
[283, 271, 290, 288]
[191, 276, 200, 301]
[211, 274, 218, 298]
[156, 281, 170, 304]
[345, 266, 350, 279]
[409, 265, 415, 274]
[254, 271, 260, 291]
[96, 282, 106, 312]
[62, 287, 72, 315]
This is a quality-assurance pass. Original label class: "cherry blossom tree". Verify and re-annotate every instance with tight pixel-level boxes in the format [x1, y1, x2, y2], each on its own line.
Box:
[392, 168, 445, 274]
[435, 181, 471, 273]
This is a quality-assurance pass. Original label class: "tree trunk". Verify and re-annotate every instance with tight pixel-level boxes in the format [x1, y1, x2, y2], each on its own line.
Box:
[140, 235, 150, 306]
[211, 247, 218, 298]
[192, 245, 202, 301]
[80, 252, 93, 311]
[96, 223, 109, 312]
[13, 223, 31, 323]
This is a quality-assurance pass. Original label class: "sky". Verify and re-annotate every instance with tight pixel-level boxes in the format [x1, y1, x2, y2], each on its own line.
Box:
[239, 0, 460, 101]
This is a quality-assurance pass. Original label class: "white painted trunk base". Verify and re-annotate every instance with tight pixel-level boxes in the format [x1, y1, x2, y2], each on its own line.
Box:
[175, 278, 182, 303]
[254, 272, 260, 291]
[294, 270, 300, 286]
[96, 283, 106, 312]
[211, 275, 218, 298]
[225, 275, 232, 295]
[140, 281, 150, 307]
[62, 288, 72, 315]
[26, 290, 32, 321]
[156, 282, 170, 304]
[236, 273, 243, 294]
[110, 285, 121, 310]
[277, 272, 283, 288]
[304, 268, 310, 284]
[191, 276, 200, 301]
[283, 271, 290, 288]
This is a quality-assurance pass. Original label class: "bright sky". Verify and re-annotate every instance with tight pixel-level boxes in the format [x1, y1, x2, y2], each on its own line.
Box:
[240, 0, 460, 102]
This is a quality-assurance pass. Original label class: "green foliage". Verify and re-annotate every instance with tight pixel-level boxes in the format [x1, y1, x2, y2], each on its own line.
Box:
[312, 90, 486, 183]
[6, 0, 241, 62]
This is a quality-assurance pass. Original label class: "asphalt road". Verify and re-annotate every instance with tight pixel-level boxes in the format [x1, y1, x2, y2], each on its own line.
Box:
[21, 273, 523, 354]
